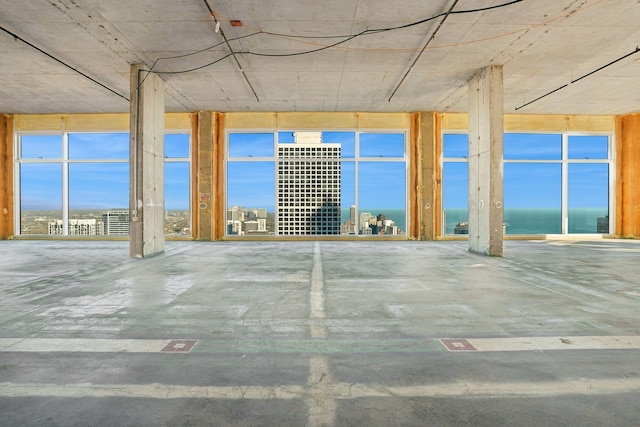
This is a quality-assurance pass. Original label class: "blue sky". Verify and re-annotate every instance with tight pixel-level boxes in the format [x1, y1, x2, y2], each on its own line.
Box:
[443, 133, 610, 210]
[20, 133, 190, 211]
[19, 131, 609, 219]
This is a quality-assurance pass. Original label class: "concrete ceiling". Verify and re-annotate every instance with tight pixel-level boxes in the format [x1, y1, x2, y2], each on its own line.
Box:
[1, 0, 639, 115]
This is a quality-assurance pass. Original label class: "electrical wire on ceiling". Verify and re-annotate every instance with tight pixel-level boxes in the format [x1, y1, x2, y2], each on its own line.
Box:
[142, 0, 525, 76]
[201, 0, 259, 101]
[515, 47, 640, 110]
[0, 25, 129, 102]
[388, 0, 460, 102]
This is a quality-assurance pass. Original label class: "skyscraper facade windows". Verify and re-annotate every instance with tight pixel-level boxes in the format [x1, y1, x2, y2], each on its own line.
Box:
[277, 132, 341, 235]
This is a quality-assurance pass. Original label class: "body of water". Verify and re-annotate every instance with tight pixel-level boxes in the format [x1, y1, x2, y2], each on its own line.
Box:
[444, 208, 608, 235]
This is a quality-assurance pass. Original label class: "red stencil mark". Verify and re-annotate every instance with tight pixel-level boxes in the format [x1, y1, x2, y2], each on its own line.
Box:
[441, 339, 477, 351]
[161, 339, 198, 353]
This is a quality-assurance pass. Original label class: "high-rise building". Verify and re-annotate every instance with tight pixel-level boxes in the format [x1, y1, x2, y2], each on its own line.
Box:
[277, 132, 341, 235]
[102, 210, 129, 235]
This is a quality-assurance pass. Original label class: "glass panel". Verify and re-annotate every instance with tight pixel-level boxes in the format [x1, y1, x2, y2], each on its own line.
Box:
[504, 133, 562, 160]
[228, 133, 274, 158]
[69, 133, 129, 159]
[20, 135, 62, 159]
[165, 133, 190, 158]
[340, 162, 356, 235]
[20, 163, 62, 235]
[443, 134, 468, 158]
[358, 162, 406, 235]
[504, 163, 561, 234]
[69, 163, 129, 236]
[324, 131, 355, 158]
[568, 135, 608, 160]
[359, 133, 404, 158]
[278, 131, 295, 144]
[165, 162, 191, 237]
[227, 161, 275, 235]
[568, 164, 609, 233]
[442, 162, 468, 235]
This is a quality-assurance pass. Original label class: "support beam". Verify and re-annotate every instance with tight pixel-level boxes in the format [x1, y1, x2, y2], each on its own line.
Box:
[194, 111, 225, 241]
[468, 65, 504, 256]
[129, 64, 165, 258]
[195, 111, 214, 241]
[0, 114, 14, 239]
[411, 112, 440, 240]
[616, 113, 640, 238]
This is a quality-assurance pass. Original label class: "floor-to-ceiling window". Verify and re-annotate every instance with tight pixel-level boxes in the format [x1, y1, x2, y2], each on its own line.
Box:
[441, 131, 613, 235]
[16, 131, 192, 237]
[442, 133, 469, 235]
[226, 130, 407, 237]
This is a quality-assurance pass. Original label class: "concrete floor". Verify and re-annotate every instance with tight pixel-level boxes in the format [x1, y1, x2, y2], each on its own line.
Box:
[1, 239, 639, 426]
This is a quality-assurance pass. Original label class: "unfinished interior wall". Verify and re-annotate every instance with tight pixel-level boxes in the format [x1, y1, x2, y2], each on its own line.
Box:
[0, 114, 13, 239]
[193, 112, 225, 241]
[411, 112, 440, 240]
[616, 113, 640, 237]
[4, 111, 626, 241]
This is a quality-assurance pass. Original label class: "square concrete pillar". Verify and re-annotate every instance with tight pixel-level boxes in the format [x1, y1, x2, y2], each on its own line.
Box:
[130, 64, 165, 258]
[468, 65, 504, 256]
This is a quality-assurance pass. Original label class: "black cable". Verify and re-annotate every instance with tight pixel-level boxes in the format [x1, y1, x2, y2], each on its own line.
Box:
[515, 47, 640, 110]
[145, 53, 234, 75]
[144, 0, 525, 75]
[202, 0, 260, 101]
[0, 25, 129, 102]
[260, 0, 525, 39]
[388, 0, 460, 102]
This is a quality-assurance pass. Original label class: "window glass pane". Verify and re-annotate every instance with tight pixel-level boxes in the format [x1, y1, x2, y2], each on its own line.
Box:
[443, 134, 468, 158]
[20, 163, 62, 234]
[358, 162, 406, 235]
[324, 131, 355, 158]
[359, 133, 404, 158]
[165, 133, 190, 158]
[165, 162, 191, 236]
[504, 133, 562, 160]
[568, 135, 608, 159]
[20, 135, 62, 159]
[278, 131, 295, 144]
[69, 133, 129, 159]
[504, 163, 561, 234]
[228, 133, 274, 158]
[227, 162, 275, 235]
[69, 163, 129, 236]
[442, 162, 468, 235]
[568, 164, 609, 233]
[340, 162, 356, 235]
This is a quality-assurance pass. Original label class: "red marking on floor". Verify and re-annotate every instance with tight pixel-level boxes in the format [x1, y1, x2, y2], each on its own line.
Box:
[441, 339, 477, 351]
[161, 340, 198, 353]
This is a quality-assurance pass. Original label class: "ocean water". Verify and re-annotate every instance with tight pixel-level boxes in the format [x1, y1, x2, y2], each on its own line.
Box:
[444, 208, 609, 235]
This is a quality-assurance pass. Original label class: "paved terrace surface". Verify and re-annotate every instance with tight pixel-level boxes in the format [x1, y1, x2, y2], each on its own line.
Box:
[1, 239, 639, 426]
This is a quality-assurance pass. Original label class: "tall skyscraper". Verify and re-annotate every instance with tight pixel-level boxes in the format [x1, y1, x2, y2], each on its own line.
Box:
[277, 132, 341, 235]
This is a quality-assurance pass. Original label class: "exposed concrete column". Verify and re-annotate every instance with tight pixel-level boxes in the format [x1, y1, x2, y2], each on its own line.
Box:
[615, 113, 640, 238]
[0, 114, 14, 239]
[468, 65, 504, 256]
[129, 64, 165, 258]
